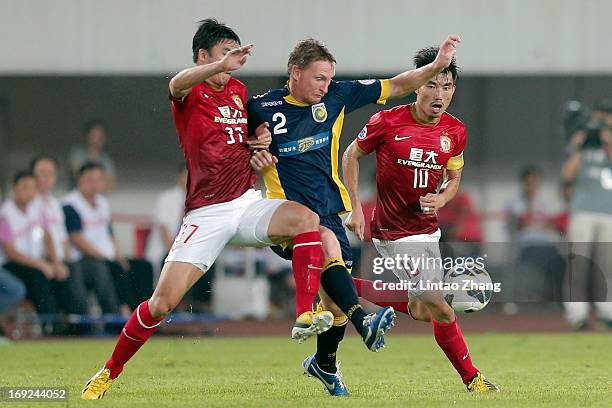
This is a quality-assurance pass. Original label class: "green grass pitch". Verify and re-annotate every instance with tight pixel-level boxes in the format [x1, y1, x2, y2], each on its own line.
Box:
[1, 333, 610, 407]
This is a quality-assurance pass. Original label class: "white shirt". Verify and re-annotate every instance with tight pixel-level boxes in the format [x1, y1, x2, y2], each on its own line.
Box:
[63, 190, 115, 261]
[31, 195, 69, 261]
[145, 186, 185, 265]
[0, 199, 46, 265]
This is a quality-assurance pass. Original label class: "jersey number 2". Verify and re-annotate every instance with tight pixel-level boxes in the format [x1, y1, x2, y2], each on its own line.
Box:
[272, 112, 287, 134]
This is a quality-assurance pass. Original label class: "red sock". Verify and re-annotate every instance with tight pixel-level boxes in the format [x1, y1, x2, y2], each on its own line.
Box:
[105, 300, 163, 379]
[432, 317, 479, 384]
[292, 231, 324, 317]
[352, 277, 410, 315]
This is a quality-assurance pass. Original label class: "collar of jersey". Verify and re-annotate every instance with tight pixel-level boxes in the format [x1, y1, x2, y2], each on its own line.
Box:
[283, 93, 310, 107]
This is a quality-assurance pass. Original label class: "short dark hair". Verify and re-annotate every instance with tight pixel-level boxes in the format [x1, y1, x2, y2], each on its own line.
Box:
[13, 170, 35, 186]
[520, 165, 542, 181]
[287, 38, 336, 75]
[30, 153, 60, 172]
[78, 161, 105, 177]
[192, 18, 241, 63]
[82, 119, 106, 136]
[414, 46, 459, 82]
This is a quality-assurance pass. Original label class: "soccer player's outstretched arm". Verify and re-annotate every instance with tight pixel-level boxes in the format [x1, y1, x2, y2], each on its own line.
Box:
[386, 35, 461, 100]
[342, 140, 370, 240]
[169, 44, 254, 99]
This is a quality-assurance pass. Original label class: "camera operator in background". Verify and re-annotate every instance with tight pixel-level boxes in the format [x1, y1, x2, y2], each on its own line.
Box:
[561, 99, 612, 330]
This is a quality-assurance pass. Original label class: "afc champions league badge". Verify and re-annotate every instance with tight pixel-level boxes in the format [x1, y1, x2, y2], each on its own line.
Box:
[231, 94, 244, 110]
[357, 125, 368, 140]
[440, 132, 452, 153]
[311, 102, 327, 123]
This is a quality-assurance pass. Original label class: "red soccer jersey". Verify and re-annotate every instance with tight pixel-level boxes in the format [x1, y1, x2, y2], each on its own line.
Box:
[170, 77, 256, 212]
[356, 104, 467, 240]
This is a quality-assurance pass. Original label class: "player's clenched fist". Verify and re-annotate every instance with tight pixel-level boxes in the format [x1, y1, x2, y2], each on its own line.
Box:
[219, 43, 254, 72]
[419, 193, 446, 214]
[432, 35, 461, 72]
[247, 122, 271, 150]
[344, 207, 366, 241]
[250, 149, 278, 171]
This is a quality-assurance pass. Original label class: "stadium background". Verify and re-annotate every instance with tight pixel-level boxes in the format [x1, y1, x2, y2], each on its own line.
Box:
[0, 1, 611, 406]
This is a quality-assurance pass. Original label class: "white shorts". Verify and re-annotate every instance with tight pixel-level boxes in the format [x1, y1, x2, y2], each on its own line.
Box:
[165, 189, 285, 273]
[373, 229, 443, 297]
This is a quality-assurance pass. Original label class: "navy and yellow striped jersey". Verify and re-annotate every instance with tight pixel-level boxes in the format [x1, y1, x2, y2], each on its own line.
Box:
[247, 79, 390, 217]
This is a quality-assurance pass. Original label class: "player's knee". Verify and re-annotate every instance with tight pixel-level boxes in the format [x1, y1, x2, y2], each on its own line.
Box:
[284, 204, 319, 234]
[148, 295, 176, 318]
[296, 208, 319, 232]
[409, 301, 432, 322]
[320, 228, 342, 258]
[424, 299, 454, 322]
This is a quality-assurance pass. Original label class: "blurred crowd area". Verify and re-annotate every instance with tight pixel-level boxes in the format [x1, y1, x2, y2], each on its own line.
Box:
[1, 100, 611, 339]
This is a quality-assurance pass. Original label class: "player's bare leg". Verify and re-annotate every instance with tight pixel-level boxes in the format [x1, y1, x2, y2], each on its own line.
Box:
[266, 201, 333, 342]
[353, 276, 411, 314]
[409, 292, 499, 392]
[81, 261, 204, 399]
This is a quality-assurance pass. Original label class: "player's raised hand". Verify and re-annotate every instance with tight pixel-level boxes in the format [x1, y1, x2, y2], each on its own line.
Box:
[248, 122, 271, 150]
[220, 43, 254, 72]
[432, 35, 461, 72]
[250, 150, 278, 172]
[345, 207, 366, 241]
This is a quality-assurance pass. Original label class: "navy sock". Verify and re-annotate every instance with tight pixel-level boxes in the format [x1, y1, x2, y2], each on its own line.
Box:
[315, 323, 346, 373]
[320, 264, 366, 333]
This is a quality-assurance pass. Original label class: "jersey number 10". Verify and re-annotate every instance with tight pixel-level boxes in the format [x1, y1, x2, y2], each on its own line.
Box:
[413, 168, 429, 188]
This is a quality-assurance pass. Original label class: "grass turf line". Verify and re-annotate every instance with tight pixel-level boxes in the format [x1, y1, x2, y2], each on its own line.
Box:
[1, 333, 610, 407]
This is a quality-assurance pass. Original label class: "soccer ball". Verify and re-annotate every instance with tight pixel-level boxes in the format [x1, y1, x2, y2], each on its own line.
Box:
[443, 264, 493, 313]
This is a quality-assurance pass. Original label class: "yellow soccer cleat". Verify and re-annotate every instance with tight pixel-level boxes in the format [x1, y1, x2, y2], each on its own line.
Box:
[466, 372, 500, 392]
[81, 367, 118, 400]
[291, 310, 334, 343]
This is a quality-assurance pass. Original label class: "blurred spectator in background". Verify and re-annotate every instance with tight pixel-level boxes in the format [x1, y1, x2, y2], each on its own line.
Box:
[0, 171, 59, 317]
[562, 99, 612, 329]
[0, 266, 26, 339]
[506, 166, 564, 304]
[68, 120, 116, 191]
[551, 182, 574, 237]
[63, 162, 129, 315]
[145, 164, 187, 282]
[30, 154, 89, 315]
[438, 190, 483, 259]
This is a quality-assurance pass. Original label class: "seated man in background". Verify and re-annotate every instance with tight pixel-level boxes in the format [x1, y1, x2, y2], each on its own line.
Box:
[506, 166, 564, 304]
[144, 165, 211, 309]
[145, 164, 187, 282]
[63, 162, 132, 315]
[0, 171, 60, 320]
[31, 154, 89, 316]
[0, 266, 26, 338]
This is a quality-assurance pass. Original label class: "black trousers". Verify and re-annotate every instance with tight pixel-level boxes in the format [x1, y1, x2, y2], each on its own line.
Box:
[78, 258, 120, 314]
[78, 258, 154, 312]
[3, 262, 58, 314]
